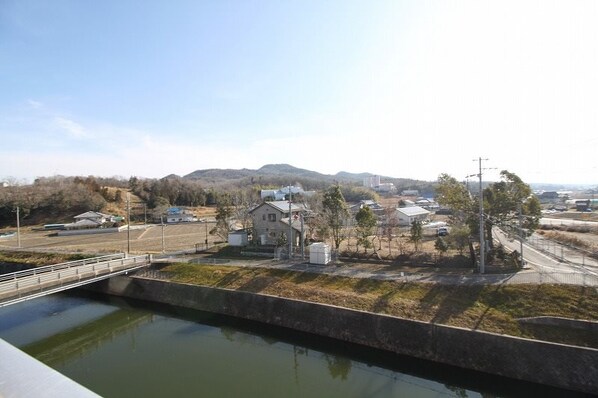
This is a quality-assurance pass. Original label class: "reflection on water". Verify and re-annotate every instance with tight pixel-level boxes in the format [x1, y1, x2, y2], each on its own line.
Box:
[22, 308, 153, 367]
[0, 292, 581, 398]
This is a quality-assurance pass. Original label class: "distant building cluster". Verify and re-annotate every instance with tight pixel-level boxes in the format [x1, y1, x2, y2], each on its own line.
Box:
[363, 175, 396, 194]
[535, 190, 569, 204]
[260, 186, 315, 201]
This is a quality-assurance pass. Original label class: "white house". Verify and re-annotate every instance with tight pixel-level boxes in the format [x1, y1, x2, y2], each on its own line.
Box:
[374, 183, 396, 193]
[250, 201, 307, 246]
[396, 206, 430, 226]
[415, 198, 440, 211]
[64, 211, 113, 230]
[260, 186, 315, 201]
[401, 190, 419, 197]
[74, 211, 112, 223]
[166, 207, 197, 223]
[349, 200, 384, 217]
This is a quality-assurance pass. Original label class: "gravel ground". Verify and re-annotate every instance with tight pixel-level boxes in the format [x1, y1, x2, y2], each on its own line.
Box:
[0, 223, 214, 254]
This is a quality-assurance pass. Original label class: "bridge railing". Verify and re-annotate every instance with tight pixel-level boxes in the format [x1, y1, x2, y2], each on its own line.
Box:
[0, 253, 126, 283]
[0, 254, 152, 307]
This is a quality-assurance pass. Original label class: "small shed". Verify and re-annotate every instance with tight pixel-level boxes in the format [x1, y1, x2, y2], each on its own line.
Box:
[309, 243, 331, 265]
[228, 230, 249, 247]
[396, 206, 430, 226]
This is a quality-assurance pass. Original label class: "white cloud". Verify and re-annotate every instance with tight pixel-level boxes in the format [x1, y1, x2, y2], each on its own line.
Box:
[53, 116, 89, 139]
[26, 99, 43, 109]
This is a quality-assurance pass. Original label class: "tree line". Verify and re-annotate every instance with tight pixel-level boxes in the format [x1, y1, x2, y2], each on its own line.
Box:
[435, 170, 541, 262]
[0, 176, 119, 225]
[0, 171, 381, 228]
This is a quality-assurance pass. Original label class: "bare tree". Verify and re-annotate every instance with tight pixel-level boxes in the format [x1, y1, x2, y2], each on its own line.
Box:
[382, 207, 398, 257]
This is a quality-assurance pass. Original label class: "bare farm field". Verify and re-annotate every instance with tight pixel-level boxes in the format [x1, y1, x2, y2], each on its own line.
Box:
[0, 223, 214, 255]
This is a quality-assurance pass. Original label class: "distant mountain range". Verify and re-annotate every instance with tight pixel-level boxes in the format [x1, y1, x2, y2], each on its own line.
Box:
[170, 163, 436, 194]
[183, 164, 378, 183]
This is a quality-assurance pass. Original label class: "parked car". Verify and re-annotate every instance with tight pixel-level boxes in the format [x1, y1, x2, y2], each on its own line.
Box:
[437, 227, 449, 236]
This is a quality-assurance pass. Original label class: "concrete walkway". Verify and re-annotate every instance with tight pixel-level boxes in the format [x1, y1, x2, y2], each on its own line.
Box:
[166, 255, 598, 287]
[0, 338, 99, 397]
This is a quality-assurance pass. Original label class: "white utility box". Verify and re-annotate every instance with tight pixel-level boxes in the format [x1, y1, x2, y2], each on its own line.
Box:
[309, 243, 331, 265]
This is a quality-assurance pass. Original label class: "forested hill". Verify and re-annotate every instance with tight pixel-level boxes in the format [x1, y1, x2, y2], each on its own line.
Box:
[0, 165, 435, 227]
[184, 163, 377, 188]
[184, 164, 332, 184]
[182, 164, 435, 194]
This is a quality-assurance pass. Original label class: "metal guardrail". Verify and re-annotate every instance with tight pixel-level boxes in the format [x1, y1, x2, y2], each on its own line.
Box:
[0, 254, 151, 307]
[134, 269, 172, 280]
[0, 253, 126, 283]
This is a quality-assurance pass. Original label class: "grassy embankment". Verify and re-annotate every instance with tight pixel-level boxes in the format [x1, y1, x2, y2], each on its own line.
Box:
[160, 262, 598, 348]
[0, 251, 90, 266]
[3, 250, 595, 347]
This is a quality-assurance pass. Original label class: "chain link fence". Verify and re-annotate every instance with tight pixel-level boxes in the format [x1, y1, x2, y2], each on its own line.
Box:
[527, 234, 598, 267]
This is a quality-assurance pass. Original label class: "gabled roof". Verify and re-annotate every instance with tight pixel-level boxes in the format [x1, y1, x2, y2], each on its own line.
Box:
[396, 206, 430, 217]
[74, 211, 111, 219]
[280, 217, 304, 232]
[250, 200, 303, 214]
[65, 219, 103, 229]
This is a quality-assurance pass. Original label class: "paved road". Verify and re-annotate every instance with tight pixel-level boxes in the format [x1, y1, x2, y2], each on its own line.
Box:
[541, 217, 598, 227]
[170, 251, 598, 287]
[493, 228, 598, 285]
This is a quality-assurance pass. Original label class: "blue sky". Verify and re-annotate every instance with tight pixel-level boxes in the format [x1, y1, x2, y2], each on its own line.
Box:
[1, 1, 597, 185]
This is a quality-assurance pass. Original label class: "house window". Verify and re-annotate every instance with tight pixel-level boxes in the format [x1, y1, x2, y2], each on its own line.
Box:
[269, 232, 276, 238]
[268, 214, 276, 222]
[262, 214, 266, 221]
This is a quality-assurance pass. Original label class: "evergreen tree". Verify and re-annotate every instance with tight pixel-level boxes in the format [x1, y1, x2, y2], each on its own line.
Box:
[409, 220, 423, 252]
[434, 236, 449, 258]
[322, 185, 349, 250]
[355, 206, 377, 252]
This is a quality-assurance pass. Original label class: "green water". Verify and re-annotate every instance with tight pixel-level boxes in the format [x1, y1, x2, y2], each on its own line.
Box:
[0, 293, 575, 397]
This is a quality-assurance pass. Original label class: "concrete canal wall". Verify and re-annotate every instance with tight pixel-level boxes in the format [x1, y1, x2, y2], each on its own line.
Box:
[89, 276, 598, 395]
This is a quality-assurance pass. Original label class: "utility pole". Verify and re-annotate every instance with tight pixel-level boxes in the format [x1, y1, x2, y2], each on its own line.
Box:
[288, 185, 293, 259]
[16, 206, 21, 248]
[518, 202, 524, 268]
[204, 220, 208, 248]
[161, 216, 165, 253]
[127, 193, 131, 254]
[475, 157, 488, 274]
[300, 213, 305, 260]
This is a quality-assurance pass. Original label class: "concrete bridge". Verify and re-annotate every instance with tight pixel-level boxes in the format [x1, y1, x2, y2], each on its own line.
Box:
[0, 253, 151, 307]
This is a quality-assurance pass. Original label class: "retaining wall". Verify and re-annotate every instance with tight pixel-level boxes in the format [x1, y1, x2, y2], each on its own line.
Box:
[56, 228, 119, 236]
[90, 276, 598, 395]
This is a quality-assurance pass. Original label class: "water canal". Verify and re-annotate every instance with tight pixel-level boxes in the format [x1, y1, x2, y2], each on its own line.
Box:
[0, 291, 577, 397]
